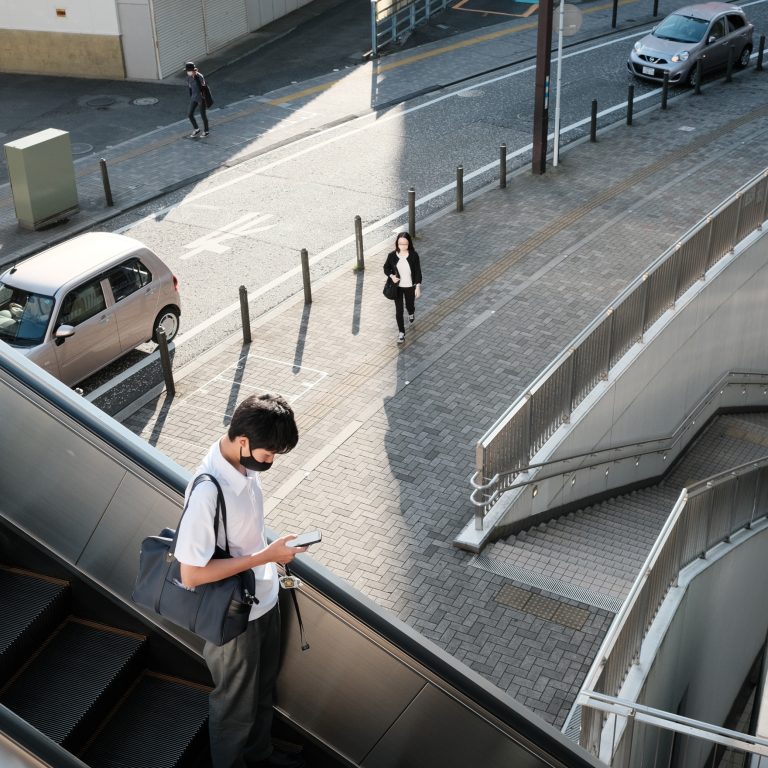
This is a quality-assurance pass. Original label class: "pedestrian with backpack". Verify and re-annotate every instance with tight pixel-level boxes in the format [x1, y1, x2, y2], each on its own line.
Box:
[185, 61, 210, 138]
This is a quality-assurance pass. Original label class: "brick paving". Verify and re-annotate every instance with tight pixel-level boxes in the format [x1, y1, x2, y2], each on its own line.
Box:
[119, 73, 768, 729]
[4, 10, 768, 731]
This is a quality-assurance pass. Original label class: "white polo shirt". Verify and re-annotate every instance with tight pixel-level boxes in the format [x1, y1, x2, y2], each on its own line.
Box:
[174, 439, 278, 620]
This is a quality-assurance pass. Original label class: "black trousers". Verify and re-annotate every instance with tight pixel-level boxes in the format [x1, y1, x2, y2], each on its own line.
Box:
[188, 98, 209, 131]
[203, 605, 280, 768]
[394, 286, 415, 333]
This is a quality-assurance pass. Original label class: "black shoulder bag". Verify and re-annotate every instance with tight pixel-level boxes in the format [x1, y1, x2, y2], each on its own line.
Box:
[132, 474, 256, 646]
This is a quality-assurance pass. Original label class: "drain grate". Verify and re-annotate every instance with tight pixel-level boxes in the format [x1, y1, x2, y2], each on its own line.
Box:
[472, 554, 624, 613]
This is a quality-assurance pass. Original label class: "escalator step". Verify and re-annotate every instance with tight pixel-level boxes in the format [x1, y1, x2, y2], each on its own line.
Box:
[0, 567, 69, 686]
[0, 618, 145, 749]
[81, 672, 210, 768]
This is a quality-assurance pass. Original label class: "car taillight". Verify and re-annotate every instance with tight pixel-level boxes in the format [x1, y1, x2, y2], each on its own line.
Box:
[173, 275, 179, 292]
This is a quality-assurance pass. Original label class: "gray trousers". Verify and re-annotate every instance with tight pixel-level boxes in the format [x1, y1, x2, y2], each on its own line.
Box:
[203, 605, 281, 768]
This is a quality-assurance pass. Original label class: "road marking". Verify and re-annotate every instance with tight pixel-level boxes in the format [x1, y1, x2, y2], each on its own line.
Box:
[182, 212, 276, 259]
[452, 0, 540, 18]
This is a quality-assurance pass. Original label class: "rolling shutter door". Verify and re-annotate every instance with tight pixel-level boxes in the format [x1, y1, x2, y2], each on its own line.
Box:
[152, 0, 206, 79]
[203, 0, 248, 52]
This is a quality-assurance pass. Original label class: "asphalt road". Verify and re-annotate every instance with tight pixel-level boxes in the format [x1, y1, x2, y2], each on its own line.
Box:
[65, 0, 768, 398]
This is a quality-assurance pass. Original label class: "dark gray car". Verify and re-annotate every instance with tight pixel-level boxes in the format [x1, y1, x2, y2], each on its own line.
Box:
[627, 2, 753, 86]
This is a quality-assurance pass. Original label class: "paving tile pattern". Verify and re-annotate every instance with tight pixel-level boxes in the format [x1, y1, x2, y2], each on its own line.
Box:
[119, 74, 768, 730]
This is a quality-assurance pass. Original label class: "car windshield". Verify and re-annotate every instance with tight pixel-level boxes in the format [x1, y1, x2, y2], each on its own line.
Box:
[654, 14, 708, 43]
[0, 282, 55, 347]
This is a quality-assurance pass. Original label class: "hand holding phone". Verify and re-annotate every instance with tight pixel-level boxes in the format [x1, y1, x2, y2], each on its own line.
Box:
[287, 530, 322, 548]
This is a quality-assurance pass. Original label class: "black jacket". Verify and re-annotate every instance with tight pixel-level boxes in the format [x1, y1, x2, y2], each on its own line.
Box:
[383, 250, 422, 285]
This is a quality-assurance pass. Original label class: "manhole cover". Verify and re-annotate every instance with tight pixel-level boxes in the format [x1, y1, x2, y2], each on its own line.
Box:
[132, 97, 158, 106]
[71, 143, 93, 155]
[457, 89, 483, 98]
[86, 96, 116, 108]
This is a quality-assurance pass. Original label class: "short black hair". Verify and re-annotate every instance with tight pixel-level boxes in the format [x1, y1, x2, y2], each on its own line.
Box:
[228, 393, 298, 453]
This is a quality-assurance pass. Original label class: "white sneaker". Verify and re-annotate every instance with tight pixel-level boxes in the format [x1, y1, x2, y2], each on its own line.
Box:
[397, 332, 405, 343]
[201, 130, 209, 137]
[189, 128, 201, 137]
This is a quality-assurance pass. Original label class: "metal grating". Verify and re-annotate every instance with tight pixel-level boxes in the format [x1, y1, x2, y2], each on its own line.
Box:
[562, 703, 582, 743]
[472, 554, 623, 613]
[81, 673, 210, 768]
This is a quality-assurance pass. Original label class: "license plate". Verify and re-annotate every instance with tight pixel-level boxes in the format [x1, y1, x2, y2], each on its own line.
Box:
[642, 66, 656, 75]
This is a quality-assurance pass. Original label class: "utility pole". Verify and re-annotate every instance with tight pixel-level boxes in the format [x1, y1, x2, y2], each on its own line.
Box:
[531, 0, 555, 175]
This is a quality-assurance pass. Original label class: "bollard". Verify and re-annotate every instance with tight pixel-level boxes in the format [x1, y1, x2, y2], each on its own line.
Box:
[456, 165, 464, 212]
[354, 215, 365, 271]
[100, 158, 114, 207]
[590, 99, 597, 143]
[239, 285, 252, 345]
[300, 248, 312, 304]
[694, 59, 703, 95]
[661, 72, 669, 110]
[758, 35, 765, 71]
[652, 0, 659, 15]
[627, 84, 634, 126]
[156, 327, 175, 397]
[726, 45, 734, 82]
[499, 144, 507, 189]
[408, 187, 416, 238]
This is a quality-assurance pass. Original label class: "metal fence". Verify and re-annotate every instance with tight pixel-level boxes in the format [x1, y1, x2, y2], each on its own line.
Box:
[370, 0, 452, 55]
[470, 168, 768, 523]
[579, 691, 768, 768]
[579, 457, 768, 760]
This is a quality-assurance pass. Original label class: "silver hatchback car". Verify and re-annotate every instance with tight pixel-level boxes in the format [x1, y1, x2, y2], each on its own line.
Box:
[627, 2, 753, 86]
[0, 232, 181, 386]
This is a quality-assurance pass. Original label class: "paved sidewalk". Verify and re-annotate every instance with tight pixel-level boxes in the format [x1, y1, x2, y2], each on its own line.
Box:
[118, 70, 768, 728]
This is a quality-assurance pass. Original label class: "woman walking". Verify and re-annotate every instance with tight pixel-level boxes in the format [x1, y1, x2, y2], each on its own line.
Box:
[383, 232, 422, 344]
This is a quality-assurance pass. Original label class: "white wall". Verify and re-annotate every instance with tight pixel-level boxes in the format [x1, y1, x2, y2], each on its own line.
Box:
[0, 0, 119, 33]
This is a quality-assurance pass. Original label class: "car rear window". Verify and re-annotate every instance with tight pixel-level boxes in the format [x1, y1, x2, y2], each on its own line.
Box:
[107, 259, 152, 302]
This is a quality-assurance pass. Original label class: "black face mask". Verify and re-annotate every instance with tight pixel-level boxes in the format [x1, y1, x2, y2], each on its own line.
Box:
[239, 446, 273, 472]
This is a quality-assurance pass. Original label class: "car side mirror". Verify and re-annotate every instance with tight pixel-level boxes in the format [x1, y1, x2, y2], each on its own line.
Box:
[54, 324, 75, 345]
[651, 25, 657, 33]
[707, 35, 716, 44]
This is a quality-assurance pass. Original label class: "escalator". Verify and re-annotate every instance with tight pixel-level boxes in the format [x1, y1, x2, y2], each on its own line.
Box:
[0, 341, 603, 768]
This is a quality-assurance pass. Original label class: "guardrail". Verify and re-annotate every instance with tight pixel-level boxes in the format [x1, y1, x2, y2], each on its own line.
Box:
[371, 0, 451, 55]
[578, 456, 768, 760]
[470, 167, 768, 524]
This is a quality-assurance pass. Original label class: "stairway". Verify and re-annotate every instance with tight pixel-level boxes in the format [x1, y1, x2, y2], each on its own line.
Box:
[478, 412, 768, 611]
[0, 565, 211, 768]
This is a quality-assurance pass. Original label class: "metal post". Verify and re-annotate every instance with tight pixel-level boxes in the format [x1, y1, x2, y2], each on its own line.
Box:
[603, 308, 614, 378]
[627, 84, 634, 126]
[552, 0, 566, 167]
[156, 327, 175, 397]
[531, 0, 554, 175]
[408, 187, 416, 238]
[758, 35, 765, 71]
[99, 158, 114, 207]
[354, 215, 365, 271]
[239, 285, 251, 345]
[499, 144, 507, 188]
[456, 165, 464, 212]
[731, 193, 743, 252]
[611, 0, 618, 28]
[590, 99, 598, 142]
[661, 72, 669, 110]
[652, 0, 659, 15]
[370, 0, 377, 56]
[726, 45, 734, 82]
[300, 248, 312, 304]
[694, 58, 703, 95]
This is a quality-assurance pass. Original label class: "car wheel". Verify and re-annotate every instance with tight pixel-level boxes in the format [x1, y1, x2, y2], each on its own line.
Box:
[152, 306, 180, 343]
[687, 65, 699, 88]
[737, 45, 752, 68]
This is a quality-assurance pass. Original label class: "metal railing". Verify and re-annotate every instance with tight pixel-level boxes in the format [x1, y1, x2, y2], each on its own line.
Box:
[579, 692, 768, 768]
[470, 168, 768, 524]
[371, 0, 451, 55]
[579, 457, 768, 760]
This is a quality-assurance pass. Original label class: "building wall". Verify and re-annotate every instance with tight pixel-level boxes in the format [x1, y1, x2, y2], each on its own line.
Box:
[0, 0, 123, 78]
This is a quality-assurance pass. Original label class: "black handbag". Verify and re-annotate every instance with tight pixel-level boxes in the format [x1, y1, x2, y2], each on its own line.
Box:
[202, 83, 214, 108]
[383, 277, 397, 300]
[131, 474, 256, 646]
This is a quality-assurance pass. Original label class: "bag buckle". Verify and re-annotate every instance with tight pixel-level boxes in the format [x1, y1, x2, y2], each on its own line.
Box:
[279, 575, 302, 590]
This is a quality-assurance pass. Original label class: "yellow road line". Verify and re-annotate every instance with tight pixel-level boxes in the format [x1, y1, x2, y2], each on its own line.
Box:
[270, 0, 638, 105]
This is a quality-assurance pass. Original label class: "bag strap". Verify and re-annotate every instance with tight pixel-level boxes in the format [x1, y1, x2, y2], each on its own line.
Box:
[284, 564, 310, 651]
[170, 473, 229, 557]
